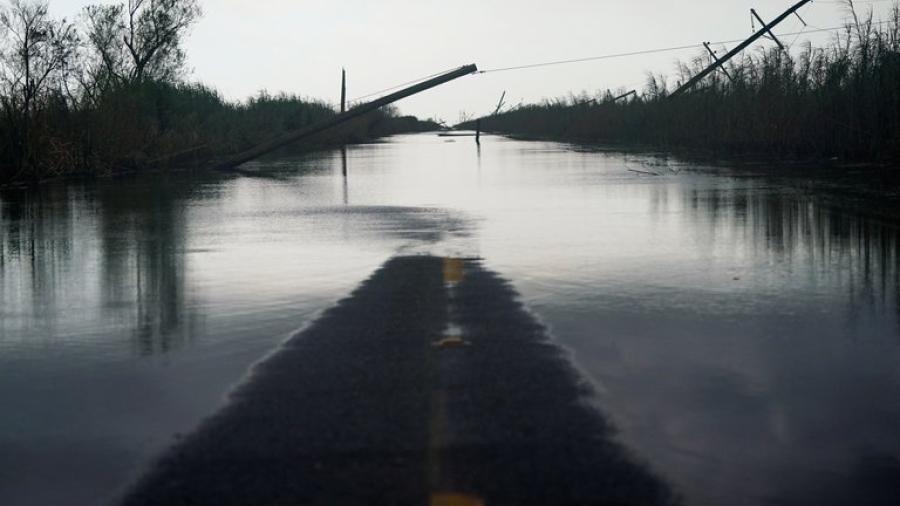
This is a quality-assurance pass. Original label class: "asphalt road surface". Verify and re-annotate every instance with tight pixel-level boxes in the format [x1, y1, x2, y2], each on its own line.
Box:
[121, 256, 678, 506]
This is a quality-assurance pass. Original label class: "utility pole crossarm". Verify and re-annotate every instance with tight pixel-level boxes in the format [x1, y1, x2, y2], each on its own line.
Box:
[703, 42, 735, 83]
[751, 9, 786, 51]
[670, 0, 812, 98]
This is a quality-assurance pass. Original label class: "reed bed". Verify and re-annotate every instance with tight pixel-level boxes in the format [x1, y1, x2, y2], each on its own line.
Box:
[463, 3, 900, 163]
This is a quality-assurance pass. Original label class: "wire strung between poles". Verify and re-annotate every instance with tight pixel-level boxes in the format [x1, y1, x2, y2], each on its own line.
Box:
[344, 16, 893, 102]
[349, 66, 466, 104]
[476, 21, 893, 75]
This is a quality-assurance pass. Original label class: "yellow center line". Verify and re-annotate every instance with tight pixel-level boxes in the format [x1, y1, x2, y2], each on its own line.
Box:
[443, 258, 465, 284]
[425, 258, 484, 506]
[432, 336, 471, 348]
[430, 493, 486, 506]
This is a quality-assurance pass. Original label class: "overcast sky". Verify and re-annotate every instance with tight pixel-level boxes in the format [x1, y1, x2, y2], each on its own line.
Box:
[48, 0, 898, 122]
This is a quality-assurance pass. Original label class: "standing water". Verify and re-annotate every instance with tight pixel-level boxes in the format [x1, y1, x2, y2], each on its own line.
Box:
[2, 133, 900, 505]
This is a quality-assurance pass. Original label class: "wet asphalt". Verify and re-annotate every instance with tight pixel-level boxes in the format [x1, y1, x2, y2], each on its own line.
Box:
[120, 256, 678, 506]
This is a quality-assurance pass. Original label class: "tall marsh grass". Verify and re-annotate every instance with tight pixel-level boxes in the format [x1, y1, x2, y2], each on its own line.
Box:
[464, 3, 900, 162]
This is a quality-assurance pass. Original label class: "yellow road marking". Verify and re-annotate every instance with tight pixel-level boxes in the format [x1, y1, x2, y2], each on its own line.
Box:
[432, 336, 472, 349]
[443, 258, 465, 284]
[430, 493, 486, 506]
[426, 257, 484, 506]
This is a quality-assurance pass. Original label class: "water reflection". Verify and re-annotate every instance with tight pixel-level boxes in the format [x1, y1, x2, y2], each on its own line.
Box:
[0, 178, 202, 355]
[2, 134, 900, 505]
[669, 182, 900, 330]
[95, 178, 203, 355]
[0, 162, 479, 505]
[521, 172, 900, 506]
[0, 178, 473, 357]
[341, 146, 349, 205]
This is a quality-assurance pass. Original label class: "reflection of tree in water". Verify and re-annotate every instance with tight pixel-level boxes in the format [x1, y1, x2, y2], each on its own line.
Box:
[0, 184, 77, 334]
[93, 176, 203, 355]
[659, 182, 900, 332]
[0, 174, 206, 356]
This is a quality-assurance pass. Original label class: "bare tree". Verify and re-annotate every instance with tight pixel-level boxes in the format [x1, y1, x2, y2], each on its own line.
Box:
[0, 0, 78, 168]
[1, 1, 78, 111]
[81, 3, 127, 99]
[80, 0, 200, 90]
[123, 0, 200, 82]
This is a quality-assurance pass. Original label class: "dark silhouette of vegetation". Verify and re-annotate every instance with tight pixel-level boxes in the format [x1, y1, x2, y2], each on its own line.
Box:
[0, 0, 439, 185]
[462, 2, 900, 164]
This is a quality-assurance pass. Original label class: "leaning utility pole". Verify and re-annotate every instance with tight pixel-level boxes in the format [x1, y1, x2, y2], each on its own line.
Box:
[492, 91, 507, 116]
[613, 90, 638, 102]
[215, 64, 478, 170]
[670, 0, 812, 97]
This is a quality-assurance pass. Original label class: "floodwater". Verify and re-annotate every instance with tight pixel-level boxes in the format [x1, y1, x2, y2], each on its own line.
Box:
[2, 133, 900, 506]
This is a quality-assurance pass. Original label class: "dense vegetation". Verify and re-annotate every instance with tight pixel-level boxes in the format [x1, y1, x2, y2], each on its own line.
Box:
[462, 2, 900, 163]
[0, 0, 438, 185]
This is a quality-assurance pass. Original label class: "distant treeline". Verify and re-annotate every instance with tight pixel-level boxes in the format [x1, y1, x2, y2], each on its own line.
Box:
[0, 0, 440, 185]
[462, 2, 900, 163]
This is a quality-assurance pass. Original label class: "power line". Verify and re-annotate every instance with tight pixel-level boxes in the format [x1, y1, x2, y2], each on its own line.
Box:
[477, 45, 703, 74]
[786, 2, 814, 50]
[819, 0, 896, 4]
[476, 21, 893, 75]
[348, 66, 462, 103]
[347, 14, 895, 103]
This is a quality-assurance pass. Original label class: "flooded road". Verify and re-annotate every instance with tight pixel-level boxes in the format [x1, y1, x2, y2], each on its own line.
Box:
[2, 133, 900, 505]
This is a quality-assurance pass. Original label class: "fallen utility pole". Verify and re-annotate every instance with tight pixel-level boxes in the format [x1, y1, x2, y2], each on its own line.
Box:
[576, 90, 635, 107]
[215, 64, 478, 170]
[613, 90, 638, 102]
[670, 0, 812, 97]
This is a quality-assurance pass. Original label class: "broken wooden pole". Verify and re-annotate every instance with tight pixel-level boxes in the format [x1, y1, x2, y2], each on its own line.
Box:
[493, 91, 507, 116]
[476, 120, 481, 145]
[340, 68, 347, 113]
[214, 64, 478, 170]
[670, 0, 811, 97]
